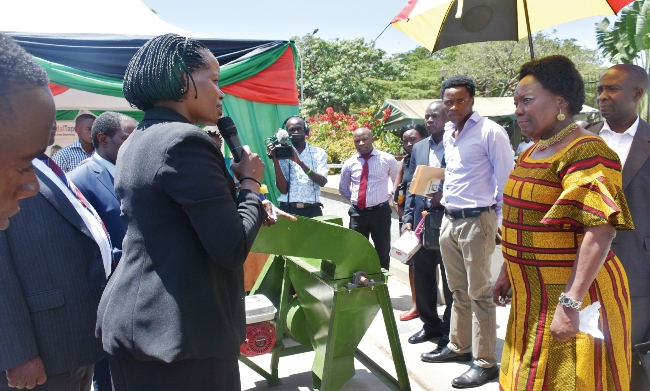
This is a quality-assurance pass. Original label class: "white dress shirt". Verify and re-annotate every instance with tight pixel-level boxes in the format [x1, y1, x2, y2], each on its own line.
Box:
[599, 116, 639, 167]
[516, 140, 535, 155]
[441, 111, 515, 226]
[33, 158, 112, 277]
[339, 148, 399, 208]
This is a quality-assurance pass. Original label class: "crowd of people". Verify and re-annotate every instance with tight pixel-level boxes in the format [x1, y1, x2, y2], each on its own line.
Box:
[1, 31, 649, 391]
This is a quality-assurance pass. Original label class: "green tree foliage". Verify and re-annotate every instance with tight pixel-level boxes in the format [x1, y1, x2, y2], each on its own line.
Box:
[596, 0, 650, 67]
[377, 47, 446, 100]
[293, 34, 407, 115]
[393, 33, 605, 104]
[307, 106, 400, 168]
[295, 32, 604, 118]
[596, 0, 650, 119]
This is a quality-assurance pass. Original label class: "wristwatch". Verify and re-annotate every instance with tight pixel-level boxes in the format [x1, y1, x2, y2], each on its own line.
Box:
[559, 292, 582, 310]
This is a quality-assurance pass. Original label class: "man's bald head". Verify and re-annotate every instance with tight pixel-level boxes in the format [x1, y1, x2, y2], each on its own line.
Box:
[610, 64, 648, 91]
[352, 127, 374, 155]
[428, 100, 444, 111]
[597, 64, 648, 127]
[424, 100, 448, 142]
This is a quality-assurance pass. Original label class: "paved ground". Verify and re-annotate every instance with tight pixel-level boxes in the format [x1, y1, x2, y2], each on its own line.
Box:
[239, 263, 510, 391]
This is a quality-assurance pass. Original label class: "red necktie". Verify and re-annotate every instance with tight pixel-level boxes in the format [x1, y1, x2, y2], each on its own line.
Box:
[357, 154, 372, 210]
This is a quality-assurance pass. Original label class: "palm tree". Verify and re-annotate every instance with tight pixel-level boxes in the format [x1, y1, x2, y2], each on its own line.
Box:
[596, 0, 650, 119]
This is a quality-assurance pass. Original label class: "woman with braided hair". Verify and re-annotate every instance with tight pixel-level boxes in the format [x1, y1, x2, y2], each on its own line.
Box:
[96, 33, 293, 391]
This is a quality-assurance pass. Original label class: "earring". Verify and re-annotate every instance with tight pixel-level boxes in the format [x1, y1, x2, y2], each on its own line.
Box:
[557, 107, 566, 121]
[180, 87, 187, 94]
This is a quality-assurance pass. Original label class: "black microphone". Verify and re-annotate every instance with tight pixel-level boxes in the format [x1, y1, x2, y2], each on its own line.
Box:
[217, 116, 243, 163]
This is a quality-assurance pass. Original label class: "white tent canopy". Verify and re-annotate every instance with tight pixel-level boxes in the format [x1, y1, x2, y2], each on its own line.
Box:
[2, 0, 205, 114]
[1, 0, 202, 37]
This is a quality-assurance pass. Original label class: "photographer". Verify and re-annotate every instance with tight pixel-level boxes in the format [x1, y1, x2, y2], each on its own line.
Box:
[269, 116, 328, 217]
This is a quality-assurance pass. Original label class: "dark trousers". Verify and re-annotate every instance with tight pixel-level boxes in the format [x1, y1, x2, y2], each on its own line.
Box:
[0, 365, 93, 391]
[413, 247, 453, 335]
[348, 203, 392, 270]
[631, 296, 650, 390]
[279, 203, 323, 218]
[92, 356, 111, 391]
[109, 354, 240, 391]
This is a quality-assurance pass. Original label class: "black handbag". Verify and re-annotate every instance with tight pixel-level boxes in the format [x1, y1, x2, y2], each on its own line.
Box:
[422, 209, 444, 250]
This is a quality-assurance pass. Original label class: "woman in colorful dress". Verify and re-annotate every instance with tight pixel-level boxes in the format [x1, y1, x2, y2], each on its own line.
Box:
[493, 55, 634, 391]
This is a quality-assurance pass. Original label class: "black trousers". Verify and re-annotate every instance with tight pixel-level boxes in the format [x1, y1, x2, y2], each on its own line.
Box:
[413, 247, 453, 335]
[348, 203, 392, 270]
[92, 356, 111, 391]
[279, 203, 323, 218]
[108, 355, 240, 391]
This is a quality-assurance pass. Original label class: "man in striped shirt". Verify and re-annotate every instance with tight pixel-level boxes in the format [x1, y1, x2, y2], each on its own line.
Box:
[339, 127, 398, 270]
[52, 114, 96, 172]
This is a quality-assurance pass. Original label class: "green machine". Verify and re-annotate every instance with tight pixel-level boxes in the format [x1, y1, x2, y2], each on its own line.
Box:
[239, 215, 410, 391]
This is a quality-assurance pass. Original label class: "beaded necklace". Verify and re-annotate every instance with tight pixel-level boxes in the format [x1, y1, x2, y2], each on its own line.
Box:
[536, 122, 578, 151]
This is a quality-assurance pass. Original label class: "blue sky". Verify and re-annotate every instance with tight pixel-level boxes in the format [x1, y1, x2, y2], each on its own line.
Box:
[141, 0, 612, 55]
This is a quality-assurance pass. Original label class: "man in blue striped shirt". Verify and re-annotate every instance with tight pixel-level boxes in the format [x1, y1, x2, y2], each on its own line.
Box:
[52, 114, 96, 172]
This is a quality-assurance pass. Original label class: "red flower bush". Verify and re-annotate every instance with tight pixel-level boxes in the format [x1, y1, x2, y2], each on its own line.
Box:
[307, 106, 400, 169]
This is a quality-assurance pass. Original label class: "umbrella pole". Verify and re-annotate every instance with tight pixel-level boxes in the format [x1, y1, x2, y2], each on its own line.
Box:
[523, 0, 535, 59]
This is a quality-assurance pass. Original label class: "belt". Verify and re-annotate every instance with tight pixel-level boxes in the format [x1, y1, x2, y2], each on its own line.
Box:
[357, 201, 387, 211]
[281, 202, 321, 209]
[444, 205, 495, 220]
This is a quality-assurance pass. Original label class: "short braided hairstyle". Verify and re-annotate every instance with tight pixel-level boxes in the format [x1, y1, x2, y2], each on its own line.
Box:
[0, 33, 49, 126]
[123, 34, 211, 111]
[519, 55, 585, 116]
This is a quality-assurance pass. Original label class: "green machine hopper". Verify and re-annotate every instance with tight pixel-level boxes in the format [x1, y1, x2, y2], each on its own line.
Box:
[239, 215, 410, 391]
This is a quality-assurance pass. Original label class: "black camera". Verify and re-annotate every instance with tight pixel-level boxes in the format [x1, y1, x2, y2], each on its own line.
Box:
[265, 129, 294, 160]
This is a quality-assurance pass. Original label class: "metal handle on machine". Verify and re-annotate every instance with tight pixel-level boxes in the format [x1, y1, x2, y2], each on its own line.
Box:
[345, 271, 377, 293]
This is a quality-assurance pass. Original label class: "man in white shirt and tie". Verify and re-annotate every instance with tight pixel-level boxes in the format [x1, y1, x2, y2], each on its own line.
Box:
[339, 127, 399, 270]
[589, 63, 650, 390]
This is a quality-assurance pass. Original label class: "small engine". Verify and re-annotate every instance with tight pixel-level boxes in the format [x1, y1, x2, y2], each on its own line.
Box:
[240, 294, 277, 357]
[240, 322, 276, 357]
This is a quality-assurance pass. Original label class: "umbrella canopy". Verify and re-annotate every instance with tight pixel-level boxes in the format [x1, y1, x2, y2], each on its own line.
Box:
[391, 0, 633, 54]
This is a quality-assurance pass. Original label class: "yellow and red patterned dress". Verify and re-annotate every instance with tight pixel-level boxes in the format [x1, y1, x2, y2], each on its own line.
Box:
[499, 136, 634, 391]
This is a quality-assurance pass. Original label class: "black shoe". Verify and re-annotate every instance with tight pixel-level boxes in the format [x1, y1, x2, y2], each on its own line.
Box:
[451, 364, 499, 389]
[432, 334, 450, 353]
[408, 327, 442, 344]
[421, 347, 472, 363]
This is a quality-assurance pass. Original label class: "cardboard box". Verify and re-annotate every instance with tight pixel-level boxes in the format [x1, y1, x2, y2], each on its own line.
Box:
[409, 165, 445, 196]
[390, 231, 422, 264]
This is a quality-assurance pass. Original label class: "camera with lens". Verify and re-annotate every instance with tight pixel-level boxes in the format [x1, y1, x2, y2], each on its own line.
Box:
[265, 129, 295, 160]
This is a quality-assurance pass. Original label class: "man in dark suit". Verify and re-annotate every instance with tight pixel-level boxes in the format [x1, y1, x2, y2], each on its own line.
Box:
[69, 112, 136, 264]
[591, 64, 650, 389]
[402, 101, 454, 353]
[68, 112, 135, 391]
[0, 156, 110, 390]
[0, 33, 55, 231]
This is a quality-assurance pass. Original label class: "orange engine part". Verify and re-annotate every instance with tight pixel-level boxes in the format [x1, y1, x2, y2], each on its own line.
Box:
[240, 322, 276, 357]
